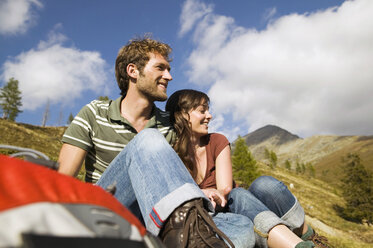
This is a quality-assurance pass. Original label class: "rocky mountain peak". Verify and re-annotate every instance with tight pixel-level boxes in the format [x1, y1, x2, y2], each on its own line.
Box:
[243, 124, 300, 146]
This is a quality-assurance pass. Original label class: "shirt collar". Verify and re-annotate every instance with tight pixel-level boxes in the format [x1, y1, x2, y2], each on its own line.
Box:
[108, 96, 158, 128]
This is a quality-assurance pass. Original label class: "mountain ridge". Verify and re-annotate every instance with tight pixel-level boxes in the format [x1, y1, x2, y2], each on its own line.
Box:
[243, 124, 300, 146]
[237, 124, 373, 185]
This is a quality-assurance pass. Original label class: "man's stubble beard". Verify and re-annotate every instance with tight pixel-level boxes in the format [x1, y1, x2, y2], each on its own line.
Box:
[137, 82, 168, 102]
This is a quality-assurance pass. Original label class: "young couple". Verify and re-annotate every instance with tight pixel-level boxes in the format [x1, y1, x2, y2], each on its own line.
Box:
[58, 37, 331, 248]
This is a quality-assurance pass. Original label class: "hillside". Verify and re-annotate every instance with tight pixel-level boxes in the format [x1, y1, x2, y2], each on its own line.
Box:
[258, 163, 373, 247]
[1, 119, 373, 247]
[0, 118, 66, 161]
[240, 125, 373, 186]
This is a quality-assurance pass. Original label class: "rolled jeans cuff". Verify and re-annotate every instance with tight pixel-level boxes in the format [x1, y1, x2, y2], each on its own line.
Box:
[253, 211, 286, 248]
[281, 197, 305, 230]
[146, 183, 209, 235]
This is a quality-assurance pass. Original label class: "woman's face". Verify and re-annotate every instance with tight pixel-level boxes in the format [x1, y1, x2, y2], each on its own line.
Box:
[187, 103, 212, 137]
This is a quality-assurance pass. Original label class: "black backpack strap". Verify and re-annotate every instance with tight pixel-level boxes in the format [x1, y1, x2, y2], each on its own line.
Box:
[21, 233, 146, 248]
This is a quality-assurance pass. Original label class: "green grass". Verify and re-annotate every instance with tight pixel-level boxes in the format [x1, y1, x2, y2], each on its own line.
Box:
[0, 118, 66, 161]
[257, 162, 373, 247]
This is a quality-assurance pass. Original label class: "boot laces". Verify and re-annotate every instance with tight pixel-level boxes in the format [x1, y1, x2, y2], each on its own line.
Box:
[181, 201, 234, 248]
[310, 232, 333, 248]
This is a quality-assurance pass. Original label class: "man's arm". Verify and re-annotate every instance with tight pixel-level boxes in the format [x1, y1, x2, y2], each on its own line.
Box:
[58, 143, 87, 177]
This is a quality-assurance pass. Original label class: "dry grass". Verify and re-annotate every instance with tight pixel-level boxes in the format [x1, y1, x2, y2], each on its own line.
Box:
[0, 118, 86, 180]
[258, 163, 373, 247]
[0, 118, 65, 161]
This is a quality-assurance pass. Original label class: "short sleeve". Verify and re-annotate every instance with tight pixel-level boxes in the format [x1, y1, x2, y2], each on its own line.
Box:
[198, 133, 230, 189]
[210, 133, 230, 160]
[61, 104, 94, 151]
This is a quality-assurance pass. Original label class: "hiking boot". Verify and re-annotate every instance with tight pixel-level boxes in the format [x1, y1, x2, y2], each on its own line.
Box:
[307, 231, 334, 248]
[159, 198, 234, 248]
[295, 241, 315, 248]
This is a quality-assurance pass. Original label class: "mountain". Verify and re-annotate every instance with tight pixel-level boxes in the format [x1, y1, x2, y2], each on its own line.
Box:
[238, 125, 373, 185]
[243, 124, 300, 146]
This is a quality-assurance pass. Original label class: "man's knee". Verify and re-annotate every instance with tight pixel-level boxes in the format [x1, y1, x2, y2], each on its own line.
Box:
[137, 128, 164, 140]
[133, 129, 170, 152]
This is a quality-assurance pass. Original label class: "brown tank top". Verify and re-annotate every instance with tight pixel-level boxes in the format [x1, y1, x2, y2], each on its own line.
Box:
[198, 133, 230, 189]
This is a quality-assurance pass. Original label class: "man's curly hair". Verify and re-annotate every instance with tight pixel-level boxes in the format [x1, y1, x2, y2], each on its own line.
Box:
[115, 36, 172, 96]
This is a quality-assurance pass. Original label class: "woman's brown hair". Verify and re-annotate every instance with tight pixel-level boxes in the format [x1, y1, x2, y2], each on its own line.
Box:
[166, 89, 210, 180]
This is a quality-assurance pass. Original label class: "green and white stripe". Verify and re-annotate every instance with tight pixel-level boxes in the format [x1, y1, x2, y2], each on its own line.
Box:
[62, 97, 175, 183]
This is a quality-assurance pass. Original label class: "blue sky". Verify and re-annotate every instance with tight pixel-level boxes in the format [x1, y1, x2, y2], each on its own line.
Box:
[1, 0, 372, 140]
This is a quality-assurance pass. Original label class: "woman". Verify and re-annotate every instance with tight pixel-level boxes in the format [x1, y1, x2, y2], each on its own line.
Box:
[166, 89, 332, 248]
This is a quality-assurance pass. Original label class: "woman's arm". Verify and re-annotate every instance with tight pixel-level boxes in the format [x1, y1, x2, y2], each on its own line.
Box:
[215, 145, 233, 196]
[202, 144, 233, 209]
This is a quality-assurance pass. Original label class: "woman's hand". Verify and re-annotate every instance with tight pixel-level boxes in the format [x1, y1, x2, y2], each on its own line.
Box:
[202, 187, 230, 209]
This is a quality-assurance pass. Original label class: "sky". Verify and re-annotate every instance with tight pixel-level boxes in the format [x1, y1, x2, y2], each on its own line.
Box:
[1, 0, 373, 140]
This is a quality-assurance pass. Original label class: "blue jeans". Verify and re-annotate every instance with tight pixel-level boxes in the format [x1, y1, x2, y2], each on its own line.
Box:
[97, 129, 255, 248]
[229, 176, 305, 247]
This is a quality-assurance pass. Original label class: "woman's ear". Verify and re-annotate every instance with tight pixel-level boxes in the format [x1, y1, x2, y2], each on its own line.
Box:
[127, 63, 138, 79]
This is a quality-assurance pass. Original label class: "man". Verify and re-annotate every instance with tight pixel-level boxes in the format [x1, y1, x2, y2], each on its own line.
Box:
[58, 37, 253, 248]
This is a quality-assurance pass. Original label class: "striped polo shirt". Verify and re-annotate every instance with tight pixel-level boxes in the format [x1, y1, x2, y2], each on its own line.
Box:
[62, 97, 176, 183]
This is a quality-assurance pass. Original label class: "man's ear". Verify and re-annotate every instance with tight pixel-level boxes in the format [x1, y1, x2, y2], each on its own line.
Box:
[127, 63, 138, 79]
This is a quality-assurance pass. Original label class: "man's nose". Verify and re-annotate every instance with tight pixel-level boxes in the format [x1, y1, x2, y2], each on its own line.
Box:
[163, 69, 172, 81]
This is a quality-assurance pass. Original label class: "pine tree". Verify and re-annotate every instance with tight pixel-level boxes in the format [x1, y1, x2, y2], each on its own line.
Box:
[41, 99, 50, 127]
[67, 113, 74, 124]
[269, 150, 278, 168]
[307, 163, 315, 177]
[58, 108, 64, 126]
[295, 162, 301, 174]
[301, 163, 306, 174]
[232, 136, 260, 188]
[98, 96, 109, 101]
[340, 153, 373, 224]
[284, 159, 292, 171]
[264, 148, 278, 169]
[0, 78, 22, 121]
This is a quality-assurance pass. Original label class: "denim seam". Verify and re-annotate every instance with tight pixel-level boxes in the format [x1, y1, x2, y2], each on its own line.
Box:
[253, 210, 286, 248]
[281, 197, 305, 230]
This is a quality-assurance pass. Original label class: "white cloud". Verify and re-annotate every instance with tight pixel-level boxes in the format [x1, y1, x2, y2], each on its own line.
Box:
[0, 0, 43, 35]
[1, 30, 110, 110]
[208, 113, 243, 142]
[263, 7, 277, 22]
[179, 0, 213, 37]
[182, 0, 373, 137]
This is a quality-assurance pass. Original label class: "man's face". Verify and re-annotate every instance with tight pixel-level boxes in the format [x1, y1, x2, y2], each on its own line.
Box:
[136, 53, 172, 102]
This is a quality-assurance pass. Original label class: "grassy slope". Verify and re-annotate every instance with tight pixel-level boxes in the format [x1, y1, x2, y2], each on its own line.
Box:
[0, 118, 66, 161]
[1, 119, 372, 247]
[258, 163, 373, 247]
[314, 137, 373, 185]
[249, 134, 373, 187]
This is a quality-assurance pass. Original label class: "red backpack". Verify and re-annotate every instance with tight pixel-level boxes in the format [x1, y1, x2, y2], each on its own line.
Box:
[0, 154, 164, 248]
